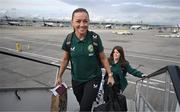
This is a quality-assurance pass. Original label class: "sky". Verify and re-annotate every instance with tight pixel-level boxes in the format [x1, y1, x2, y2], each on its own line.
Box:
[0, 0, 180, 25]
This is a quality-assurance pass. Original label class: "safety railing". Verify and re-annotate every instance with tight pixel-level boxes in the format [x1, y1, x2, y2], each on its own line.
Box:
[135, 65, 180, 112]
[0, 48, 70, 111]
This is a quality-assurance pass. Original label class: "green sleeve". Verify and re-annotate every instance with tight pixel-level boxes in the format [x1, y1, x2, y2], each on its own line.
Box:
[125, 63, 143, 78]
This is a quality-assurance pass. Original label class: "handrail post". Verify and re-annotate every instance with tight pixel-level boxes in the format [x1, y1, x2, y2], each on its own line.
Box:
[164, 71, 171, 111]
[135, 81, 141, 112]
[144, 78, 149, 111]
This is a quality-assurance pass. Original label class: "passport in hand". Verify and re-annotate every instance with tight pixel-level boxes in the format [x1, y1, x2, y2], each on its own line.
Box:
[51, 82, 67, 96]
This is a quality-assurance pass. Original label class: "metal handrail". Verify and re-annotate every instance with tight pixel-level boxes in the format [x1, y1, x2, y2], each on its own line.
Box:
[137, 65, 180, 103]
[136, 65, 180, 112]
[0, 48, 71, 87]
[0, 48, 60, 68]
[0, 48, 70, 111]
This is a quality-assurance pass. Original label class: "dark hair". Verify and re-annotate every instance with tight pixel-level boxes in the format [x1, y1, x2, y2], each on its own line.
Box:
[71, 8, 89, 20]
[109, 46, 128, 67]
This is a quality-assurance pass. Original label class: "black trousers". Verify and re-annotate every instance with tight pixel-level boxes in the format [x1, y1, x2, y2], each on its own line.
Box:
[72, 76, 102, 111]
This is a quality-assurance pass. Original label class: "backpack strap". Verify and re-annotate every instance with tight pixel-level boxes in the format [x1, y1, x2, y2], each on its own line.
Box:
[66, 33, 73, 53]
[90, 31, 99, 53]
[90, 31, 103, 68]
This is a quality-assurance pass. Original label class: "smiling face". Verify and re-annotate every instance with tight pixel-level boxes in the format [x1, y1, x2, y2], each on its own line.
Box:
[71, 11, 89, 38]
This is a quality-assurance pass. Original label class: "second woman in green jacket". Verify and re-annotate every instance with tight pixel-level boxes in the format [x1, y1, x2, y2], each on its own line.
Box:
[106, 46, 144, 92]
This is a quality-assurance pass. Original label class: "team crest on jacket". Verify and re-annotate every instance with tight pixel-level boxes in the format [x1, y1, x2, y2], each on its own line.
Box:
[88, 44, 94, 52]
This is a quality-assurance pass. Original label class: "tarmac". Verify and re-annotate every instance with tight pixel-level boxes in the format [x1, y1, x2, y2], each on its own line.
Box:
[0, 25, 180, 111]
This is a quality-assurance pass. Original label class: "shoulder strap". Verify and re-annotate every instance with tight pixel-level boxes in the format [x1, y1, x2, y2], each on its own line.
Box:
[66, 33, 73, 52]
[90, 31, 103, 68]
[91, 31, 99, 46]
[90, 31, 99, 54]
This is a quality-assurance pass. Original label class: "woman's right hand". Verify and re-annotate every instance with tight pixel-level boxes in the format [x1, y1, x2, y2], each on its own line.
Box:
[55, 77, 62, 86]
[107, 75, 115, 86]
